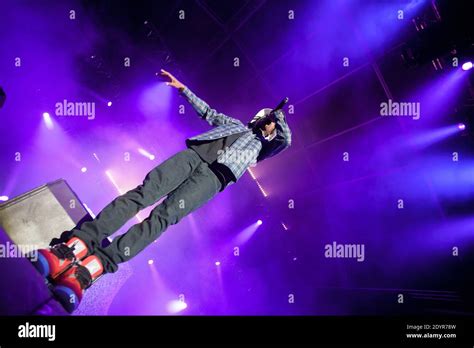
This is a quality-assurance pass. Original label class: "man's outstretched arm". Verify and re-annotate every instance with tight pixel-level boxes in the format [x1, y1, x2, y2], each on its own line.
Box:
[160, 69, 242, 127]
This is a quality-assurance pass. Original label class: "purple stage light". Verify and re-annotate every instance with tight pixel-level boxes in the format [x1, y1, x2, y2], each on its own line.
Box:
[107, 101, 112, 107]
[247, 168, 268, 197]
[138, 83, 172, 119]
[148, 259, 154, 265]
[105, 170, 123, 194]
[408, 123, 466, 149]
[0, 196, 9, 202]
[233, 221, 263, 245]
[461, 61, 473, 71]
[248, 168, 257, 180]
[81, 167, 87, 173]
[42, 112, 54, 130]
[256, 181, 268, 197]
[408, 68, 469, 126]
[215, 261, 221, 266]
[83, 203, 96, 219]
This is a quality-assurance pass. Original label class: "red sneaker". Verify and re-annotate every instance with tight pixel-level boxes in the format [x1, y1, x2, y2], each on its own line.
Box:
[53, 255, 104, 313]
[33, 237, 89, 279]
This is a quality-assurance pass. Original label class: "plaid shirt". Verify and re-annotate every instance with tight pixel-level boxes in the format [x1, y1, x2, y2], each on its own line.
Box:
[180, 87, 292, 182]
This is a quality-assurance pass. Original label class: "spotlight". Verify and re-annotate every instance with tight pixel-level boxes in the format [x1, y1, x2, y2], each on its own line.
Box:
[81, 167, 87, 173]
[107, 101, 112, 107]
[458, 123, 466, 131]
[215, 261, 221, 266]
[0, 195, 9, 202]
[461, 61, 473, 71]
[138, 148, 156, 160]
[257, 219, 263, 226]
[167, 300, 187, 314]
[148, 259, 154, 265]
[42, 112, 54, 130]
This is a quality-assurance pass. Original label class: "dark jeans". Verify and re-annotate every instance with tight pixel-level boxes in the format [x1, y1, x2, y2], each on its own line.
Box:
[71, 149, 221, 273]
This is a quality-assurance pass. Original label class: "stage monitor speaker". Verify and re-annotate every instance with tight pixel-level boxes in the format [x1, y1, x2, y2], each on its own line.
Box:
[0, 179, 92, 248]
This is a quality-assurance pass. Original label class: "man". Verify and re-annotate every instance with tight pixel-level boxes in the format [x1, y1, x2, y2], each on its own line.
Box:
[33, 69, 292, 312]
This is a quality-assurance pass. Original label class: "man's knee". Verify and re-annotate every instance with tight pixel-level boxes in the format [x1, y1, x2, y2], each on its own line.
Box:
[153, 200, 190, 227]
[119, 184, 155, 208]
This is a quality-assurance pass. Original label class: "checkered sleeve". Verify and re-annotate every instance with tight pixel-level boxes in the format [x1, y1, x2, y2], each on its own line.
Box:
[273, 110, 292, 148]
[180, 87, 242, 127]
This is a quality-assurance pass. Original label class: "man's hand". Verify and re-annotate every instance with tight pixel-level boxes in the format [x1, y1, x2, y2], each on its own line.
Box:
[160, 69, 186, 91]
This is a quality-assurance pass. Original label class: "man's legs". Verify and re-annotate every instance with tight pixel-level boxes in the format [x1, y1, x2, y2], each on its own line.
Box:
[97, 160, 221, 273]
[71, 149, 203, 255]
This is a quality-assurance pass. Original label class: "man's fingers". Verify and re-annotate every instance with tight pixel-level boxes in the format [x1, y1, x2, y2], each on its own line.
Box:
[160, 69, 181, 89]
[160, 69, 172, 77]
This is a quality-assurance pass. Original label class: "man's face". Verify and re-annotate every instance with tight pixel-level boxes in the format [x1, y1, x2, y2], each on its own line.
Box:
[262, 121, 276, 137]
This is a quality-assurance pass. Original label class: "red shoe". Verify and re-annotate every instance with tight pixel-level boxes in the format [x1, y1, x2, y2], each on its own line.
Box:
[33, 237, 89, 279]
[53, 255, 104, 313]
